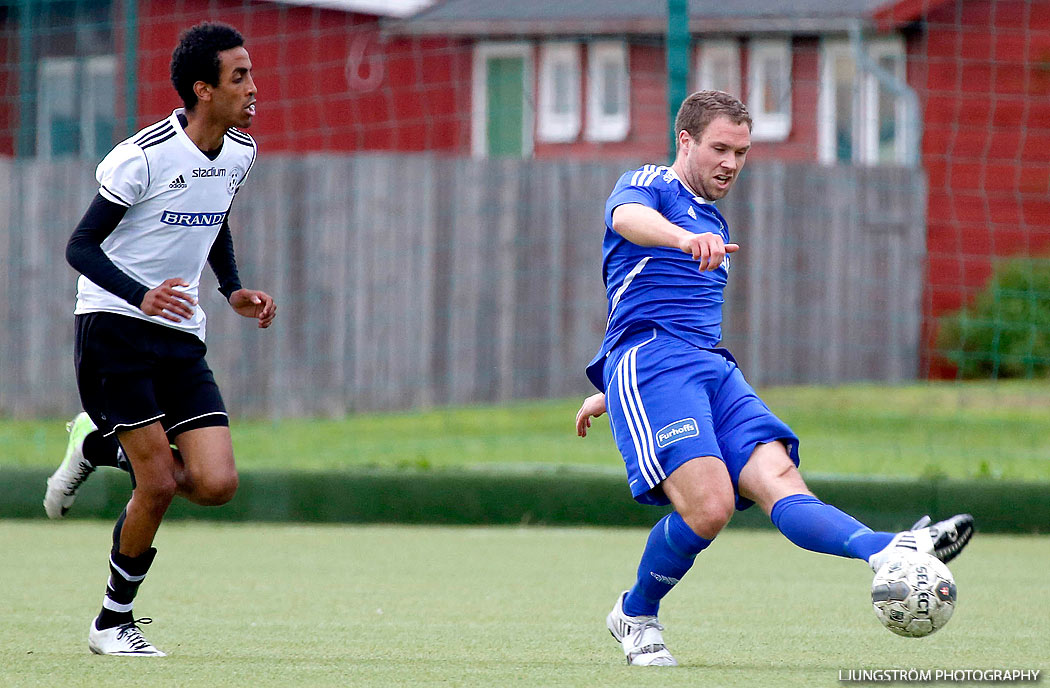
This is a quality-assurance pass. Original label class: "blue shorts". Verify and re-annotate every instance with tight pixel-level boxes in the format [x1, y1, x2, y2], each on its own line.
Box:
[603, 328, 800, 510]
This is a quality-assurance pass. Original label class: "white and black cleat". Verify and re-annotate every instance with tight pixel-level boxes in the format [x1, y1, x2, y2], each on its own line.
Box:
[869, 513, 975, 572]
[88, 617, 166, 657]
[606, 591, 677, 666]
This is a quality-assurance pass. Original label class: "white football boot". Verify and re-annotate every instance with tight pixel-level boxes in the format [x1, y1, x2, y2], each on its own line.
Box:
[88, 618, 166, 657]
[868, 513, 975, 572]
[606, 591, 677, 666]
[43, 412, 97, 519]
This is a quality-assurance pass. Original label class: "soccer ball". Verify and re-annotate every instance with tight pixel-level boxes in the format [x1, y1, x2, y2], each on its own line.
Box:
[871, 550, 956, 637]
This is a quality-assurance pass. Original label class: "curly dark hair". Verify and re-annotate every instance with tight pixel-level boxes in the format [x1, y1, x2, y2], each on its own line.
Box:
[170, 22, 245, 110]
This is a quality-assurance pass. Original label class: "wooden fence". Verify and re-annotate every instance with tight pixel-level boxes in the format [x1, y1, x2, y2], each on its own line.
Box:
[0, 155, 925, 417]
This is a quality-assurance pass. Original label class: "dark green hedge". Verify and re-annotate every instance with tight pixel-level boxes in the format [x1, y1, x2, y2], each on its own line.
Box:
[3, 467, 1047, 533]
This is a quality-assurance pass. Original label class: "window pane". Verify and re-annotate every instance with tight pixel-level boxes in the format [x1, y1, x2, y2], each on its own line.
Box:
[709, 56, 730, 93]
[601, 61, 622, 116]
[586, 42, 629, 142]
[762, 56, 787, 115]
[699, 42, 740, 96]
[877, 54, 899, 163]
[834, 54, 855, 163]
[40, 61, 79, 156]
[552, 63, 570, 115]
[88, 59, 116, 157]
[50, 118, 81, 156]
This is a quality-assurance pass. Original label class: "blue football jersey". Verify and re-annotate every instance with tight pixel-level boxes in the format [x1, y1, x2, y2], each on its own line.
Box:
[586, 164, 733, 391]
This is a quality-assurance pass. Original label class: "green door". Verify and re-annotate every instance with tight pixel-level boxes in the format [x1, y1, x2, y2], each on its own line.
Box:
[486, 56, 525, 157]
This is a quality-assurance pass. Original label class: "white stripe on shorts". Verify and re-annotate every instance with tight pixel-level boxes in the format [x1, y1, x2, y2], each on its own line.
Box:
[627, 337, 666, 484]
[616, 352, 655, 488]
[615, 330, 664, 489]
[102, 413, 165, 438]
[165, 411, 229, 436]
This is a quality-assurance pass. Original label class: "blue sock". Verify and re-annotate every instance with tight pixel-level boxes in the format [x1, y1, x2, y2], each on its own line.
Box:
[622, 512, 713, 617]
[770, 494, 894, 561]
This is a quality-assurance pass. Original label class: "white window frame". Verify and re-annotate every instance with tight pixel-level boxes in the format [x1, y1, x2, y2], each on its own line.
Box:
[819, 37, 907, 165]
[471, 42, 533, 158]
[537, 42, 581, 143]
[585, 41, 630, 142]
[748, 39, 792, 142]
[695, 39, 741, 98]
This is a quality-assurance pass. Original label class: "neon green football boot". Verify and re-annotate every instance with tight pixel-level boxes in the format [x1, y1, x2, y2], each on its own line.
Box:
[43, 412, 98, 518]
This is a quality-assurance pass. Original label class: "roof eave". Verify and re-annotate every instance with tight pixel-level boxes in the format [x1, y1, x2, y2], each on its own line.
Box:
[386, 18, 665, 37]
[872, 0, 956, 30]
[388, 16, 880, 38]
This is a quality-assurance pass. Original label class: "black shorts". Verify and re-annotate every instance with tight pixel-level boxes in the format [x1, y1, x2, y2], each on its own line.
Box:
[74, 312, 229, 439]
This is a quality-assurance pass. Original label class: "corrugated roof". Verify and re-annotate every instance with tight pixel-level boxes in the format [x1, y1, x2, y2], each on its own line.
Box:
[393, 0, 893, 35]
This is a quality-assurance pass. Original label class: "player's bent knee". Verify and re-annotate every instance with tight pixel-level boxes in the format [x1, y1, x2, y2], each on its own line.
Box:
[678, 494, 734, 539]
[193, 471, 239, 506]
[133, 476, 178, 510]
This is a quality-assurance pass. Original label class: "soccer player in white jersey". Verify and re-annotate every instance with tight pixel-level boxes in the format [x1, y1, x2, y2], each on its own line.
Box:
[574, 91, 974, 666]
[45, 23, 275, 656]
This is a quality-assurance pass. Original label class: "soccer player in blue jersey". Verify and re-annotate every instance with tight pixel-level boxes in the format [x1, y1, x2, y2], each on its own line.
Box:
[575, 90, 974, 666]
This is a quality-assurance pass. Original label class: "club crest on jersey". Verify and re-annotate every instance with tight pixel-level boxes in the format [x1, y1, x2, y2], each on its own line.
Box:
[161, 210, 228, 227]
[227, 167, 242, 196]
[655, 418, 699, 448]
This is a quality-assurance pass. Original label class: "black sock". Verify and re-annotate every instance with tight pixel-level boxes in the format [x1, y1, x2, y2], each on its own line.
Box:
[82, 431, 122, 468]
[95, 546, 157, 630]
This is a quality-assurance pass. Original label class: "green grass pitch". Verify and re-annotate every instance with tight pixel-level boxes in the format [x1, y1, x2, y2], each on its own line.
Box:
[2, 522, 1046, 687]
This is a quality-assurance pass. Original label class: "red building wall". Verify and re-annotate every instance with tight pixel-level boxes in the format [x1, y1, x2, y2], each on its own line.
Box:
[533, 38, 822, 164]
[913, 0, 1050, 375]
[134, 0, 472, 154]
[0, 16, 16, 156]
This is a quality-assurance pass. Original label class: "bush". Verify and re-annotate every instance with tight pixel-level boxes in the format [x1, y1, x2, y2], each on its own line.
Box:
[937, 257, 1050, 378]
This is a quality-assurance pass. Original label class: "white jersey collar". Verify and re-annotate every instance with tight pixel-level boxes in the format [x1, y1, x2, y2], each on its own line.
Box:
[169, 108, 226, 162]
[664, 166, 709, 205]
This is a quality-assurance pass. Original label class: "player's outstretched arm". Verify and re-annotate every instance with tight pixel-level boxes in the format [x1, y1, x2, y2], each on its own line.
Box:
[611, 203, 739, 272]
[611, 203, 690, 248]
[228, 288, 277, 328]
[576, 392, 607, 437]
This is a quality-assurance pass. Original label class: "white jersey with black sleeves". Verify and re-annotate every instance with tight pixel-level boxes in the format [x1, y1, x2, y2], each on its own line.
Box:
[74, 108, 257, 341]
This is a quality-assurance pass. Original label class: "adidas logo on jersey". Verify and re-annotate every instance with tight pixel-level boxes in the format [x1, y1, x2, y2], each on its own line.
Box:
[687, 206, 697, 219]
[169, 175, 188, 189]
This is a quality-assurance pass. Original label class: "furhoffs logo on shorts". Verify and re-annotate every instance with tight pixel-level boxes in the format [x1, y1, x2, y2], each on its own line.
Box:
[655, 418, 699, 448]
